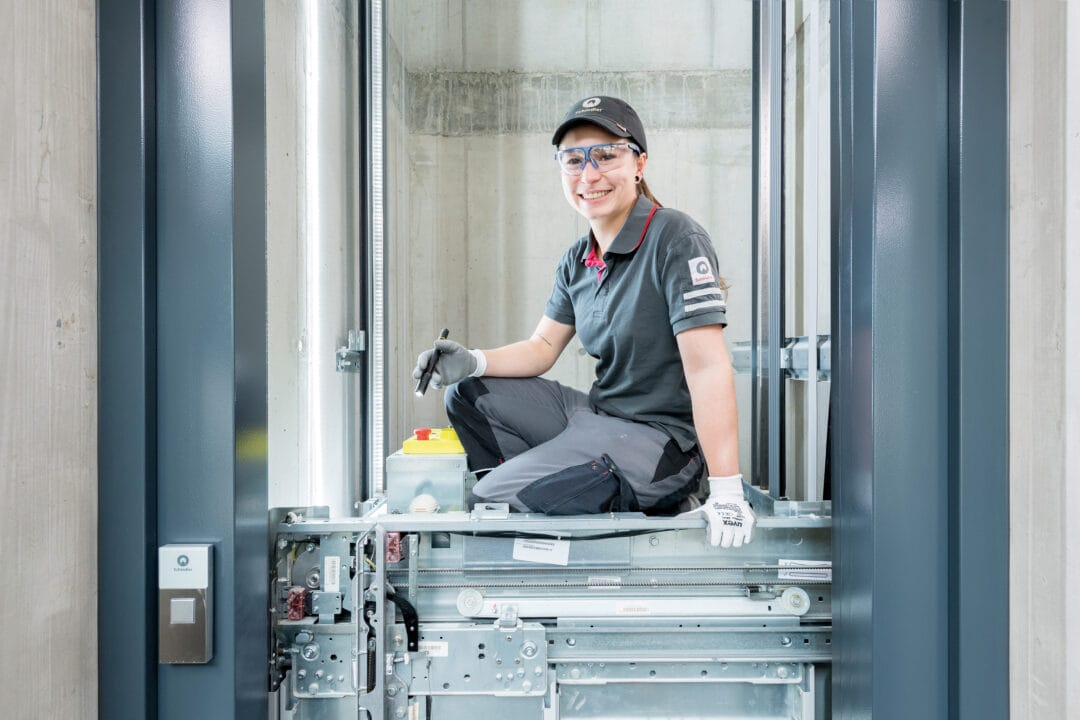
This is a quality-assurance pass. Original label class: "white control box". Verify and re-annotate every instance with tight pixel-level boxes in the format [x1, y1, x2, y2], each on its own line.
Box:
[386, 451, 471, 513]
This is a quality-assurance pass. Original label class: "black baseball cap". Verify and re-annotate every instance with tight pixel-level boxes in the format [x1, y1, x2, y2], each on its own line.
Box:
[551, 96, 648, 154]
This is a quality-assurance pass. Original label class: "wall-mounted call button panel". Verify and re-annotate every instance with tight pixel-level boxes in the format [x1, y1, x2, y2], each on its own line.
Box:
[159, 544, 213, 664]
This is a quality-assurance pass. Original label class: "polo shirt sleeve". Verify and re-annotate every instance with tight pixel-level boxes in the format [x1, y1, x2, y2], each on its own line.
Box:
[544, 249, 577, 326]
[662, 230, 728, 334]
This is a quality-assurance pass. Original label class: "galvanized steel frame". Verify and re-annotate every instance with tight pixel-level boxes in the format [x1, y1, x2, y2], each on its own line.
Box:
[271, 508, 832, 718]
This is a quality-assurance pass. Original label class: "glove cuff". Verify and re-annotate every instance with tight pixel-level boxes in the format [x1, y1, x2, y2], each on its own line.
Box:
[469, 349, 487, 377]
[706, 474, 745, 500]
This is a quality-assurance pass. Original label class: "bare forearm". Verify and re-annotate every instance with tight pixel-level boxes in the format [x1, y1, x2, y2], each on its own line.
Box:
[479, 317, 574, 378]
[677, 325, 740, 476]
[481, 337, 560, 377]
[685, 356, 740, 477]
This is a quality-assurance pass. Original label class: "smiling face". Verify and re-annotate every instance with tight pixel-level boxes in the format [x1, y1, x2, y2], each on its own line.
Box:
[558, 125, 647, 242]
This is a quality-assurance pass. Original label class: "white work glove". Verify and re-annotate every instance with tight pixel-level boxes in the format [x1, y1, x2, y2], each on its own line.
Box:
[680, 474, 755, 548]
[412, 339, 487, 389]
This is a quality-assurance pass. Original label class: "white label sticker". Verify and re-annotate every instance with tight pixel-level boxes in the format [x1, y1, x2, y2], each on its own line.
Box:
[778, 559, 832, 582]
[323, 556, 341, 593]
[512, 538, 570, 566]
[418, 641, 449, 657]
[615, 601, 653, 616]
[688, 256, 716, 285]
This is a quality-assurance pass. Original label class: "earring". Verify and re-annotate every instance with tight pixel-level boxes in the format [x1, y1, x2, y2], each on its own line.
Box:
[635, 175, 642, 183]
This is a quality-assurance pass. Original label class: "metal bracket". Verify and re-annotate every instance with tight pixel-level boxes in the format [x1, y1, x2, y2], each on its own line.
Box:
[335, 329, 365, 372]
[731, 335, 831, 381]
[310, 591, 342, 619]
[496, 603, 521, 629]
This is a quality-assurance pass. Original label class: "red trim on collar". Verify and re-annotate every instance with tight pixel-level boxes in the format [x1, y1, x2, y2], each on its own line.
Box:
[580, 205, 658, 284]
[631, 204, 659, 252]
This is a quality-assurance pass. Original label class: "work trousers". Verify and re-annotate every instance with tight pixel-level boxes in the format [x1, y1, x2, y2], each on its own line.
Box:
[444, 376, 703, 515]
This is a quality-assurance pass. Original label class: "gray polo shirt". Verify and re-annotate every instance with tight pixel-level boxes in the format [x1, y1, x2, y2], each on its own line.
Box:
[545, 194, 728, 452]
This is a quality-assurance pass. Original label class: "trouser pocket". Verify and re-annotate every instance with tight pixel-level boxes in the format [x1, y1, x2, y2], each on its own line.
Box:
[517, 455, 620, 515]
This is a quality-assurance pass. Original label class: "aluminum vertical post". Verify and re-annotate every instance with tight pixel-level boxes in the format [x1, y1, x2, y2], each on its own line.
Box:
[803, 0, 821, 502]
[752, 0, 786, 499]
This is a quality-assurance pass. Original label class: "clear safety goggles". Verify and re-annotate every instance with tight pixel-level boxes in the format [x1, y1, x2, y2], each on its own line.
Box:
[554, 142, 641, 175]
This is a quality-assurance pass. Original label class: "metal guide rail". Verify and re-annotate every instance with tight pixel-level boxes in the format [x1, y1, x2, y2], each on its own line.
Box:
[270, 491, 832, 719]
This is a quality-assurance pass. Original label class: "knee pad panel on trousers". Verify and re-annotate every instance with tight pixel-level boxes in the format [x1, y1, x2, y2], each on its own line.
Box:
[443, 376, 485, 415]
[516, 456, 620, 515]
[443, 378, 503, 471]
[639, 440, 703, 515]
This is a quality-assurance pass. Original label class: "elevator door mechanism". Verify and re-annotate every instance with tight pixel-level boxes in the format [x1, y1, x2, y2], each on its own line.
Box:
[270, 493, 831, 720]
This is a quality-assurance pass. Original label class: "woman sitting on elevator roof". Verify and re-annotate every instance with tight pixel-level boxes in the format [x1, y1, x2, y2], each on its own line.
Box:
[413, 95, 753, 548]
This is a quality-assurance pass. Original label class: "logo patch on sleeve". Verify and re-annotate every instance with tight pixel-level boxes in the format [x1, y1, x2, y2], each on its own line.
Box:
[688, 257, 716, 286]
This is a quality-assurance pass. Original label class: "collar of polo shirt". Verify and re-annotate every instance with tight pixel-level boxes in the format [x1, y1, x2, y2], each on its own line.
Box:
[579, 195, 657, 262]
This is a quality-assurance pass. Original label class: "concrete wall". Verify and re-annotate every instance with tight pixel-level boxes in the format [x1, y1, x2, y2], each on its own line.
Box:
[0, 2, 98, 718]
[1010, 1, 1080, 718]
[387, 0, 754, 469]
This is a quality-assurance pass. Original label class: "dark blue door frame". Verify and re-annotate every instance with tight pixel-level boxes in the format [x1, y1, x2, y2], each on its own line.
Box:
[830, 1, 1008, 718]
[98, 1, 158, 716]
[946, 2, 1010, 716]
[98, 0, 267, 717]
[99, 0, 1007, 717]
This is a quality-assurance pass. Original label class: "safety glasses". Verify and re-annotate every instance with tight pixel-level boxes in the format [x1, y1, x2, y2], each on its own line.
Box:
[554, 142, 641, 175]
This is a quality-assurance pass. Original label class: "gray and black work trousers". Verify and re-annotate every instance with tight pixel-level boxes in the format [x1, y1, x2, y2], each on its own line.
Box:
[444, 376, 703, 515]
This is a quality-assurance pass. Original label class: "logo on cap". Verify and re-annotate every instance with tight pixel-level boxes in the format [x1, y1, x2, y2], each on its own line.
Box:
[582, 97, 601, 108]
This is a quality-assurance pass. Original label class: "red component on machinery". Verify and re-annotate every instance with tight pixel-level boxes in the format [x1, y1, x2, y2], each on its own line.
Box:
[386, 532, 402, 563]
[414, 428, 432, 441]
[286, 586, 307, 621]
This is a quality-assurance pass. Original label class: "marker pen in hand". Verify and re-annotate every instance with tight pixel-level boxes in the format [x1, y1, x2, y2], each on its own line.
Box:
[414, 327, 450, 397]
